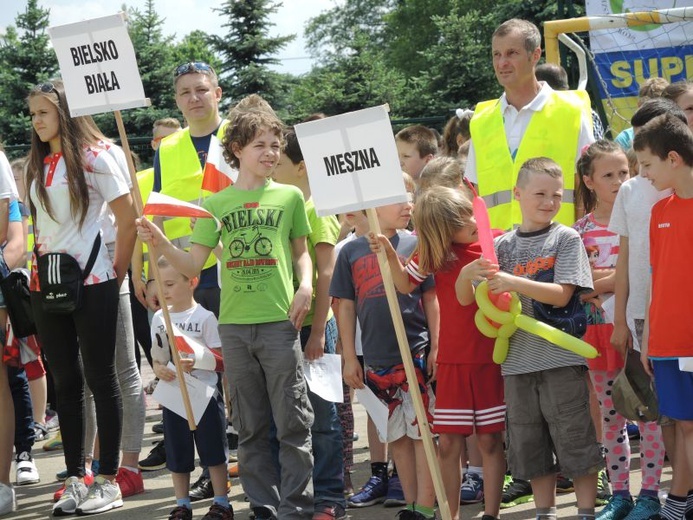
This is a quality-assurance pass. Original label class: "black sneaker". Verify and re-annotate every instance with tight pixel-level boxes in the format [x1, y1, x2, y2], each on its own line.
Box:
[190, 475, 214, 502]
[168, 506, 193, 520]
[251, 506, 275, 520]
[138, 440, 166, 471]
[556, 473, 574, 493]
[152, 421, 164, 434]
[501, 476, 534, 509]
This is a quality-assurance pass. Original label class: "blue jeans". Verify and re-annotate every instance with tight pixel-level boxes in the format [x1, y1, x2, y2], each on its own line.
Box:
[300, 317, 345, 508]
[9, 366, 34, 455]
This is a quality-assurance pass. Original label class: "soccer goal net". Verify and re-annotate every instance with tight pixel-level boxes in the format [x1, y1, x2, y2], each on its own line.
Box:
[544, 2, 693, 137]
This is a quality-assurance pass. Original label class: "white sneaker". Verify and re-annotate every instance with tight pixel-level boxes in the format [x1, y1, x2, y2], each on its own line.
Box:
[45, 413, 60, 431]
[76, 476, 123, 515]
[0, 483, 16, 516]
[15, 451, 40, 485]
[53, 476, 88, 516]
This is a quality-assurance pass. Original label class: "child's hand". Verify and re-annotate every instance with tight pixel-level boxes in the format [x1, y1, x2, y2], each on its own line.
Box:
[136, 218, 169, 249]
[153, 362, 176, 382]
[367, 232, 397, 259]
[132, 276, 148, 308]
[487, 271, 515, 294]
[189, 217, 197, 231]
[610, 321, 633, 357]
[343, 357, 365, 389]
[304, 331, 325, 361]
[289, 284, 312, 330]
[179, 357, 195, 373]
[426, 351, 438, 383]
[146, 281, 160, 312]
[458, 258, 498, 282]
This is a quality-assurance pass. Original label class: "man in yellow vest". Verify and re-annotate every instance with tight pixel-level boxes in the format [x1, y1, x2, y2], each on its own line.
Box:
[151, 63, 225, 317]
[467, 18, 594, 231]
[139, 63, 227, 501]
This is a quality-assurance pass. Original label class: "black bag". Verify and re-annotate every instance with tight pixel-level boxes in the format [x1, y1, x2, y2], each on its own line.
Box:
[36, 235, 101, 314]
[0, 269, 36, 337]
[531, 267, 588, 338]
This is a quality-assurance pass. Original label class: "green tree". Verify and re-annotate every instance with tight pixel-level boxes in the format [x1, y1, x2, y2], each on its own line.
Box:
[401, 2, 503, 117]
[0, 0, 58, 148]
[286, 33, 407, 121]
[172, 30, 220, 69]
[304, 0, 392, 62]
[209, 0, 295, 107]
[382, 0, 448, 77]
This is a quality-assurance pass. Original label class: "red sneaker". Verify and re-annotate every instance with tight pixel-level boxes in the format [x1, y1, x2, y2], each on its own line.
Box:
[53, 472, 93, 502]
[116, 467, 145, 497]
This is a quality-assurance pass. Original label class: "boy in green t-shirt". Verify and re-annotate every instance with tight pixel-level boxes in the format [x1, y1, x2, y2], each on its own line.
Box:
[137, 105, 315, 520]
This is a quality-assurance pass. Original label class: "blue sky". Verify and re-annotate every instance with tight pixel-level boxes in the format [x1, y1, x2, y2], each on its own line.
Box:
[0, 0, 338, 75]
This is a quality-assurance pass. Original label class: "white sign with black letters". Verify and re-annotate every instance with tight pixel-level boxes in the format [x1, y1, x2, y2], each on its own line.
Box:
[49, 13, 148, 117]
[294, 105, 408, 217]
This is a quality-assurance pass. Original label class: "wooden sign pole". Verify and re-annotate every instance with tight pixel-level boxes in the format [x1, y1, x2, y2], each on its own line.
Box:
[365, 208, 452, 520]
[114, 110, 197, 431]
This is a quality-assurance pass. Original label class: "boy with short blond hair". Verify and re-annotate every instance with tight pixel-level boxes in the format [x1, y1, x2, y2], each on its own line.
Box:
[634, 113, 693, 520]
[395, 125, 438, 180]
[151, 257, 230, 520]
[488, 157, 602, 520]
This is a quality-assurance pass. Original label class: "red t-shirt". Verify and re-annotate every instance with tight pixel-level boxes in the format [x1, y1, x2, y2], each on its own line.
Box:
[406, 241, 495, 364]
[648, 194, 693, 357]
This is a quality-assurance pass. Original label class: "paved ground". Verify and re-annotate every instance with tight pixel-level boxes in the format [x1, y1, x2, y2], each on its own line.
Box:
[10, 363, 672, 519]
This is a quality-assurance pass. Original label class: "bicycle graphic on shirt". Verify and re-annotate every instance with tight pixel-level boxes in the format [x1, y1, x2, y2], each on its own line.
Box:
[229, 225, 273, 258]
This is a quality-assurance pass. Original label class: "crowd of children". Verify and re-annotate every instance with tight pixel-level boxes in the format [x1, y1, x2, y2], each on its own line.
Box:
[1, 15, 693, 520]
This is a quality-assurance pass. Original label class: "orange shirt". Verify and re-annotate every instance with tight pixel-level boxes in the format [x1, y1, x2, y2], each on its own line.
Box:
[648, 194, 693, 357]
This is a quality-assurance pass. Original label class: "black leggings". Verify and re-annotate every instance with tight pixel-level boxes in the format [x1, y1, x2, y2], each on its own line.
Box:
[31, 279, 122, 477]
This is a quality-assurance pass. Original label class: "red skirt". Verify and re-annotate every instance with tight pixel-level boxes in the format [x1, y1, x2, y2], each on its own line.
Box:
[584, 323, 624, 371]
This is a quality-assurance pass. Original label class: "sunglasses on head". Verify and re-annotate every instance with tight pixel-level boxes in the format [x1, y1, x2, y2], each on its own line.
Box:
[174, 62, 215, 78]
[35, 82, 56, 94]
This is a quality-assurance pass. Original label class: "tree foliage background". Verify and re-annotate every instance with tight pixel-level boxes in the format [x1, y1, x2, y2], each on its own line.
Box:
[0, 0, 586, 160]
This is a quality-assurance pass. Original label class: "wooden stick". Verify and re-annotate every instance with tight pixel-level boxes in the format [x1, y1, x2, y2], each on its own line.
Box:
[114, 110, 197, 431]
[365, 208, 452, 520]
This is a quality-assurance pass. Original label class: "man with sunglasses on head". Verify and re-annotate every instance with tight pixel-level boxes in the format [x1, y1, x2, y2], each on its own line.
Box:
[151, 62, 224, 319]
[143, 62, 229, 508]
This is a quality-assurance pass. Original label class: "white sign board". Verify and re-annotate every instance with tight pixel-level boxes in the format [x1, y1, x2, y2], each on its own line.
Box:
[294, 105, 408, 217]
[49, 13, 148, 117]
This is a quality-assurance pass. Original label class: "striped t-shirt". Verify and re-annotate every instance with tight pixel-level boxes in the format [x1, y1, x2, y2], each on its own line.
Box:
[495, 223, 593, 376]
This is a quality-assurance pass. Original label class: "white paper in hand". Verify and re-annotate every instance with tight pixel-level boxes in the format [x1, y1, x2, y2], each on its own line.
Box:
[152, 363, 216, 425]
[303, 353, 344, 403]
[354, 386, 389, 442]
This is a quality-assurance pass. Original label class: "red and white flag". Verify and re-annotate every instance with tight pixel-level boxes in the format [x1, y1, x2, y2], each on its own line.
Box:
[142, 191, 221, 231]
[201, 135, 238, 193]
[170, 325, 224, 373]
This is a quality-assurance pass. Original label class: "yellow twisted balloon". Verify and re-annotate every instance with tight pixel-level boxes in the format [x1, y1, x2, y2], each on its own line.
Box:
[474, 281, 598, 364]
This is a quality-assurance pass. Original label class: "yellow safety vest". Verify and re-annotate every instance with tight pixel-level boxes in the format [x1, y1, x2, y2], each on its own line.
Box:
[470, 90, 591, 230]
[136, 167, 154, 277]
[158, 122, 229, 270]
